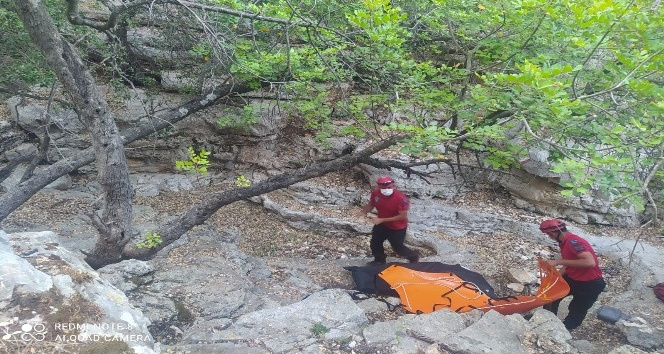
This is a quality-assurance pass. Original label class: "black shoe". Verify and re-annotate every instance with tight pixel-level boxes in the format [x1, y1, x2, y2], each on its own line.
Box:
[366, 260, 386, 266]
[407, 255, 419, 263]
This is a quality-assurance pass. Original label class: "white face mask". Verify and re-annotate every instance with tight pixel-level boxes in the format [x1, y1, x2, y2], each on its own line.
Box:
[380, 188, 394, 196]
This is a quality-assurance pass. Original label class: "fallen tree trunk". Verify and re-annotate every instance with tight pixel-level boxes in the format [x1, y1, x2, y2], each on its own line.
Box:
[122, 135, 406, 260]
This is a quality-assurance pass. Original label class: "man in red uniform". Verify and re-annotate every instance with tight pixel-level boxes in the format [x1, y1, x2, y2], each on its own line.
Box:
[358, 176, 419, 265]
[540, 219, 606, 330]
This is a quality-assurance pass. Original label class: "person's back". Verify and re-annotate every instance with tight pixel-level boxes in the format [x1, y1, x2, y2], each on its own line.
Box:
[558, 232, 602, 281]
[540, 219, 606, 330]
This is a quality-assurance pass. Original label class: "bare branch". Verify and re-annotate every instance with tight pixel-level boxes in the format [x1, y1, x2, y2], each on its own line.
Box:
[123, 135, 408, 260]
[611, 143, 664, 214]
[644, 188, 659, 226]
[362, 155, 518, 180]
[177, 0, 313, 27]
[20, 81, 58, 183]
[628, 219, 653, 265]
[521, 118, 572, 159]
[361, 157, 444, 180]
[65, 0, 121, 31]
[0, 79, 253, 223]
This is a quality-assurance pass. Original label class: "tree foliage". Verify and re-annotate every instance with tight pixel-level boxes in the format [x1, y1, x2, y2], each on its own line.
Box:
[178, 0, 663, 214]
[1, 0, 662, 265]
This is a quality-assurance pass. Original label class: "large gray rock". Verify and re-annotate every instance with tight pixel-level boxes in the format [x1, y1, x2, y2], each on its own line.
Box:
[193, 289, 367, 353]
[359, 162, 464, 200]
[99, 86, 180, 127]
[7, 96, 85, 136]
[131, 173, 204, 197]
[164, 342, 270, 354]
[143, 228, 284, 323]
[2, 142, 36, 163]
[440, 310, 529, 354]
[607, 344, 649, 354]
[355, 149, 640, 227]
[363, 310, 467, 354]
[0, 165, 72, 192]
[0, 233, 53, 307]
[526, 309, 572, 353]
[0, 120, 28, 160]
[284, 182, 364, 208]
[98, 259, 155, 293]
[126, 28, 192, 65]
[616, 317, 664, 350]
[0, 231, 157, 354]
[496, 166, 638, 227]
[261, 195, 370, 235]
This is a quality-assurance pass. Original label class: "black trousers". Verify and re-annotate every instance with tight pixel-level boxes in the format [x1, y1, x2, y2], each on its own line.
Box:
[544, 275, 606, 330]
[370, 224, 419, 262]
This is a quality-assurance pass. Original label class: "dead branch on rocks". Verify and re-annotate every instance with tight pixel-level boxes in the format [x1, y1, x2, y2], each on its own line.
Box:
[122, 135, 407, 261]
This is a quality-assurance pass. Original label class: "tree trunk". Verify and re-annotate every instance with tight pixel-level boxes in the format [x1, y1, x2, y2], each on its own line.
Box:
[123, 135, 405, 260]
[13, 0, 132, 265]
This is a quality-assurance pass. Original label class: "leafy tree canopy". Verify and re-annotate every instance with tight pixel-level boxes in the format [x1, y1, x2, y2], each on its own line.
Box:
[3, 0, 663, 217]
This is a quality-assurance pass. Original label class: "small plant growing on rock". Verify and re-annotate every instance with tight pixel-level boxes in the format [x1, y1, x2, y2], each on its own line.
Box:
[235, 175, 251, 187]
[176, 147, 211, 184]
[310, 322, 329, 338]
[135, 232, 163, 249]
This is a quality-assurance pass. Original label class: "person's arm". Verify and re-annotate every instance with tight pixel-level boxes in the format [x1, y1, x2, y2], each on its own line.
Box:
[547, 251, 596, 268]
[357, 201, 374, 217]
[372, 210, 408, 225]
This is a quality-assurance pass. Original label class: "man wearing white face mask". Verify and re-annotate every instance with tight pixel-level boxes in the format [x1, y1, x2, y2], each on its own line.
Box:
[358, 176, 420, 266]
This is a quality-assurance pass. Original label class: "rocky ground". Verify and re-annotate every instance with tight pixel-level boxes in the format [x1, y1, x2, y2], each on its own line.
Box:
[2, 170, 663, 353]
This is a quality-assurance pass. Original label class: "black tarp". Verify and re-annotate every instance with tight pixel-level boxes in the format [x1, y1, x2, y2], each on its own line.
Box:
[345, 262, 498, 299]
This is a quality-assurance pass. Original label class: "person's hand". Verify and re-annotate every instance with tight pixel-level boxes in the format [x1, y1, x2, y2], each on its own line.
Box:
[546, 259, 560, 267]
[371, 217, 383, 225]
[356, 210, 367, 218]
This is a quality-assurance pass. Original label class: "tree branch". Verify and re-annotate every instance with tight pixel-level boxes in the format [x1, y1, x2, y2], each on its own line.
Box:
[521, 118, 572, 159]
[86, 210, 110, 236]
[361, 155, 518, 182]
[123, 135, 408, 260]
[360, 156, 453, 181]
[20, 81, 58, 183]
[628, 219, 653, 265]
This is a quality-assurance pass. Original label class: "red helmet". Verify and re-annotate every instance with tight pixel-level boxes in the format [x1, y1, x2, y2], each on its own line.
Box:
[376, 176, 395, 188]
[539, 219, 566, 233]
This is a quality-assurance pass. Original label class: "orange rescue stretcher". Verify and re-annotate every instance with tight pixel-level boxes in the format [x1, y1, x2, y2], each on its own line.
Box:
[378, 259, 569, 315]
